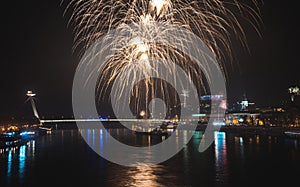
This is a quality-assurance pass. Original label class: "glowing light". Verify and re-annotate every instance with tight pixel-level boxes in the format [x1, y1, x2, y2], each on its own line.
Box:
[19, 145, 26, 178]
[239, 137, 243, 144]
[136, 43, 149, 54]
[289, 86, 300, 94]
[284, 131, 300, 135]
[4, 132, 15, 137]
[213, 121, 226, 126]
[127, 164, 161, 186]
[232, 119, 239, 125]
[7, 149, 12, 177]
[192, 114, 206, 117]
[150, 0, 169, 15]
[20, 131, 35, 136]
[26, 90, 36, 97]
[140, 14, 152, 25]
[7, 126, 19, 131]
[214, 132, 226, 161]
[140, 53, 149, 61]
[140, 110, 146, 117]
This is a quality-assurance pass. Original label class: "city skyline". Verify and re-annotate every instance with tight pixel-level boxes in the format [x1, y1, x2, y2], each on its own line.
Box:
[0, 0, 299, 120]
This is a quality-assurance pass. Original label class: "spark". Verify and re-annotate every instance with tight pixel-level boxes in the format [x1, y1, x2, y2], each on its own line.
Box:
[65, 0, 262, 116]
[65, 0, 262, 60]
[149, 0, 170, 16]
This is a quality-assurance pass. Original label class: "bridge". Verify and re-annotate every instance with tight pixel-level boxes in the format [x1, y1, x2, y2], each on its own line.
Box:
[26, 91, 184, 125]
[25, 90, 227, 129]
[39, 119, 175, 123]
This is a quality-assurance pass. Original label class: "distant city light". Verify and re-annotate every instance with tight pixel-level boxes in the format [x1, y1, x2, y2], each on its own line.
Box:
[140, 110, 146, 117]
[4, 132, 15, 136]
[20, 131, 35, 136]
[213, 122, 226, 126]
[200, 95, 224, 101]
[192, 114, 206, 117]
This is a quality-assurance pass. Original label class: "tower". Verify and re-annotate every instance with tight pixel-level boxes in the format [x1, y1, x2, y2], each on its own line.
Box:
[237, 93, 254, 111]
[26, 91, 40, 121]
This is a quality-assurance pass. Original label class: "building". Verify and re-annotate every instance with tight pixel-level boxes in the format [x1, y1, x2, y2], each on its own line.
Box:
[198, 94, 227, 124]
[225, 111, 261, 126]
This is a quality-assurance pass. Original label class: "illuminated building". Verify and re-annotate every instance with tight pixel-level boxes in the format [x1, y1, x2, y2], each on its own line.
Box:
[259, 107, 287, 127]
[225, 111, 261, 126]
[199, 94, 227, 124]
[237, 94, 255, 111]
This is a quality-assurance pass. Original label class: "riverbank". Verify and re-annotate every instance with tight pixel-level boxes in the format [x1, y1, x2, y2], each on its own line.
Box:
[196, 124, 300, 137]
[41, 122, 300, 138]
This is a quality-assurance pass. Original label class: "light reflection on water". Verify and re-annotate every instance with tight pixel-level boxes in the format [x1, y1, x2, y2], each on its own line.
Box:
[214, 132, 228, 184]
[19, 145, 26, 180]
[1, 140, 36, 185]
[1, 129, 300, 186]
[127, 164, 163, 187]
[7, 149, 12, 177]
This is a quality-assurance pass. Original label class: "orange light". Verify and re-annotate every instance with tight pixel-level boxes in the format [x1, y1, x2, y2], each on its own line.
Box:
[232, 119, 239, 125]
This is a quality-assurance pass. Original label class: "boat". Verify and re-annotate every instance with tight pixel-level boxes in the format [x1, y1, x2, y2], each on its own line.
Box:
[134, 122, 176, 137]
[0, 126, 23, 148]
[150, 127, 170, 136]
[135, 127, 170, 136]
[0, 126, 39, 148]
[160, 121, 178, 130]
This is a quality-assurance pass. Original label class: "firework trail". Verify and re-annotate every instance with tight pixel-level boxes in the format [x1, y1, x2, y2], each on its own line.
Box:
[65, 0, 262, 117]
[66, 0, 261, 59]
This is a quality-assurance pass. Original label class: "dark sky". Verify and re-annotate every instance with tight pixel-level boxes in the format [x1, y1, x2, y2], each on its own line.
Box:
[0, 0, 299, 121]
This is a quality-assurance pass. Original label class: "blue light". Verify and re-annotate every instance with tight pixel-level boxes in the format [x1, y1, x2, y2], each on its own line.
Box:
[213, 121, 226, 126]
[200, 95, 211, 100]
[5, 132, 15, 136]
[19, 145, 26, 180]
[7, 149, 12, 177]
[285, 131, 300, 135]
[99, 116, 108, 120]
[192, 114, 206, 117]
[200, 95, 224, 101]
[20, 131, 35, 136]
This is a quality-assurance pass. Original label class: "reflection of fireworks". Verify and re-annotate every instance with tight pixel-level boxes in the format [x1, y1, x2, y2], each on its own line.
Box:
[66, 0, 261, 116]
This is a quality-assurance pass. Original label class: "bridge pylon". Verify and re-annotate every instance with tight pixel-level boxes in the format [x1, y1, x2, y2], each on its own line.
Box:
[26, 90, 41, 124]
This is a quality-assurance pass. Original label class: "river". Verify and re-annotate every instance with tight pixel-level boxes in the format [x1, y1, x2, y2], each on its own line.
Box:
[1, 127, 300, 187]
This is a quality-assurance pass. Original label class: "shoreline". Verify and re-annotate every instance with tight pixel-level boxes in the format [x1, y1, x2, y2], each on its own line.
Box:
[42, 122, 300, 138]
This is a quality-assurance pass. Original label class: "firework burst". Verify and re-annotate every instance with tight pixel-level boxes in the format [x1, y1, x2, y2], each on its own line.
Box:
[65, 0, 262, 117]
[65, 0, 262, 60]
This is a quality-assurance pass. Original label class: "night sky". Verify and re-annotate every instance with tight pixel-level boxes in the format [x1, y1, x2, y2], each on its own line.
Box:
[0, 0, 299, 121]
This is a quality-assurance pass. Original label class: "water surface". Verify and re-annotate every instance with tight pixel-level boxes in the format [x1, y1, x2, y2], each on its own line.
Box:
[1, 128, 300, 187]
